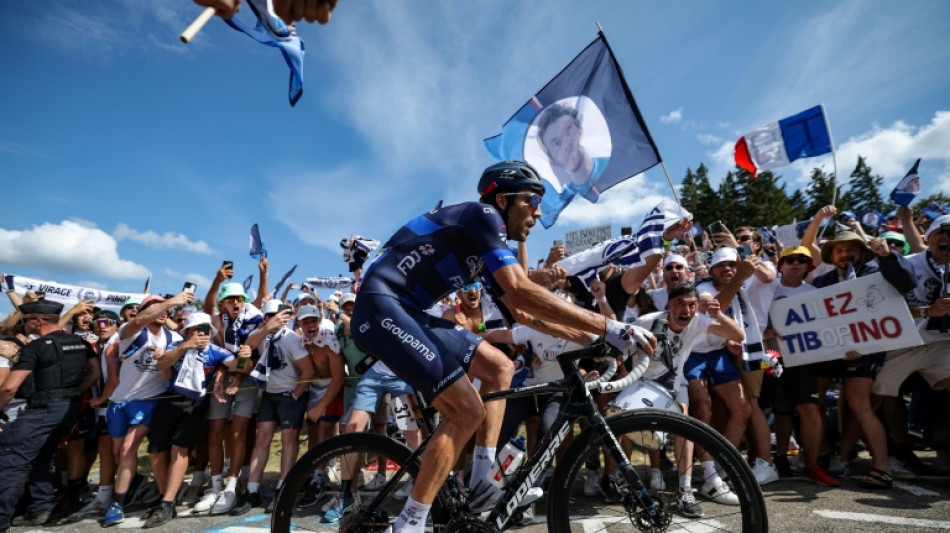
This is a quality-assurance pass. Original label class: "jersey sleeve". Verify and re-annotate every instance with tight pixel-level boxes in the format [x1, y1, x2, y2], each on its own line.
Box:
[463, 204, 519, 273]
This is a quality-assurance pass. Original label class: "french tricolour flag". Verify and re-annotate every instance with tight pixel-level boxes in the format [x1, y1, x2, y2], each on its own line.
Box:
[734, 106, 832, 177]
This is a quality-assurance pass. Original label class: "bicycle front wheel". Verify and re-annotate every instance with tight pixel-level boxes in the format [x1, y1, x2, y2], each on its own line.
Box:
[271, 432, 452, 533]
[548, 409, 767, 533]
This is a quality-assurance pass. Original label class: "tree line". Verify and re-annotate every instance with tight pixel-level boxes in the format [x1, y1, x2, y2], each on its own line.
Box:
[678, 155, 950, 231]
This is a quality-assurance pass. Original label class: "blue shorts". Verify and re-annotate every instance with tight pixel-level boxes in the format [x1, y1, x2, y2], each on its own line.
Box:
[352, 367, 413, 414]
[352, 293, 482, 403]
[684, 348, 741, 386]
[106, 399, 158, 438]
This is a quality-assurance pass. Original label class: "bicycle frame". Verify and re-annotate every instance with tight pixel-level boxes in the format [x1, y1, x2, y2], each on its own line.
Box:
[358, 342, 661, 532]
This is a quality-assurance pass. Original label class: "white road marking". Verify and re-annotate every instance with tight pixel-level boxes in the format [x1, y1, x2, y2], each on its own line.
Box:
[814, 509, 950, 529]
[894, 481, 941, 497]
[570, 514, 726, 533]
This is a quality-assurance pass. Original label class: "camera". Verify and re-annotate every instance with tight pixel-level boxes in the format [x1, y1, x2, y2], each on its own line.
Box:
[196, 323, 212, 335]
[707, 221, 724, 235]
[182, 282, 197, 294]
[277, 303, 292, 314]
[737, 244, 752, 260]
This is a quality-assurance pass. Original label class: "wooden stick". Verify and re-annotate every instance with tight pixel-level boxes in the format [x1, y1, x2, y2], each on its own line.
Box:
[180, 6, 216, 44]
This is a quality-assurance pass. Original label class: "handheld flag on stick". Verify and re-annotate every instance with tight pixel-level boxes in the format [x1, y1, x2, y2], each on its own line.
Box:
[143, 275, 151, 294]
[242, 275, 254, 293]
[249, 224, 267, 259]
[734, 106, 833, 177]
[860, 210, 885, 229]
[484, 33, 661, 228]
[889, 158, 921, 207]
[272, 264, 297, 294]
[922, 203, 946, 221]
[559, 199, 690, 288]
[224, 0, 305, 106]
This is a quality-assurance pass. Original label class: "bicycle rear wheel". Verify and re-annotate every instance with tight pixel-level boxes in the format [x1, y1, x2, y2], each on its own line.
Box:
[271, 432, 451, 533]
[548, 409, 767, 533]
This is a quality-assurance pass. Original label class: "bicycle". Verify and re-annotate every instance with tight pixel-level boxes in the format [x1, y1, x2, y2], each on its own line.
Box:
[271, 339, 768, 533]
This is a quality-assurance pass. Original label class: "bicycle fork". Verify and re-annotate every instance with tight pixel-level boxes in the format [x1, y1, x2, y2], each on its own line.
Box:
[583, 399, 665, 526]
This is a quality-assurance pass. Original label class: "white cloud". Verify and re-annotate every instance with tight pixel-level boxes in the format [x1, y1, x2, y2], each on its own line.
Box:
[0, 220, 149, 279]
[555, 175, 670, 227]
[703, 110, 950, 193]
[112, 223, 212, 254]
[163, 269, 213, 294]
[78, 280, 108, 290]
[697, 133, 722, 146]
[660, 108, 683, 124]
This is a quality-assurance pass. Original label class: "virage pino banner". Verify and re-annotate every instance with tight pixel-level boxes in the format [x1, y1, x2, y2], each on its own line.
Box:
[769, 273, 922, 367]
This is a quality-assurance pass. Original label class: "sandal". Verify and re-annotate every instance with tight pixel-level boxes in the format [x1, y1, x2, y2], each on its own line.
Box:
[860, 467, 893, 489]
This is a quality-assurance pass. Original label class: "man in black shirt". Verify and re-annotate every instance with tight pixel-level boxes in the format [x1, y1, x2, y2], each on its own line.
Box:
[0, 300, 99, 529]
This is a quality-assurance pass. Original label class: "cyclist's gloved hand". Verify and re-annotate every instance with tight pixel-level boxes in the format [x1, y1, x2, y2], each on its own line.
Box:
[604, 319, 656, 357]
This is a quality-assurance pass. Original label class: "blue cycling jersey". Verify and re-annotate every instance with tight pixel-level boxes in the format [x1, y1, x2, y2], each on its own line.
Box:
[359, 201, 519, 310]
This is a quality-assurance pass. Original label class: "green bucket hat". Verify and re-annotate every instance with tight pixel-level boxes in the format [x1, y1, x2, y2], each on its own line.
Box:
[879, 231, 910, 255]
[217, 282, 248, 303]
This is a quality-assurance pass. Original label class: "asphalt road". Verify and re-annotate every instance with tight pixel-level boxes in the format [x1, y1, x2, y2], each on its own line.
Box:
[12, 461, 950, 533]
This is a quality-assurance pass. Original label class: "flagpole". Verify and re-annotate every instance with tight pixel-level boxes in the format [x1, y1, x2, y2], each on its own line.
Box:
[820, 104, 839, 240]
[821, 104, 839, 207]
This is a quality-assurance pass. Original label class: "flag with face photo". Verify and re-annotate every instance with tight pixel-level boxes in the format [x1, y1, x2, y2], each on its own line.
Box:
[272, 264, 297, 295]
[922, 203, 946, 221]
[242, 275, 254, 293]
[560, 199, 690, 288]
[224, 0, 305, 106]
[734, 106, 833, 177]
[860, 210, 884, 229]
[249, 224, 267, 259]
[889, 158, 921, 207]
[484, 33, 661, 228]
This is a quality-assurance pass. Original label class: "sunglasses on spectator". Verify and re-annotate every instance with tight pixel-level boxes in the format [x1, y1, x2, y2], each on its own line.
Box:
[886, 239, 904, 247]
[737, 235, 753, 242]
[783, 255, 810, 264]
[500, 192, 543, 208]
[96, 318, 117, 327]
[462, 281, 483, 292]
[664, 264, 686, 271]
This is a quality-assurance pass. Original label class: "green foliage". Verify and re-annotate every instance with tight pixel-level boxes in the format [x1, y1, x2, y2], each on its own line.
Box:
[676, 155, 935, 230]
[846, 156, 887, 214]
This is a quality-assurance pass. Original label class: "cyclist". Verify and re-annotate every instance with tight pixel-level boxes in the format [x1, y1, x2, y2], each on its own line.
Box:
[352, 160, 662, 533]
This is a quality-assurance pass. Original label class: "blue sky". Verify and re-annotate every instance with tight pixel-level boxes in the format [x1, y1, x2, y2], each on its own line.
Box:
[1, 1, 949, 315]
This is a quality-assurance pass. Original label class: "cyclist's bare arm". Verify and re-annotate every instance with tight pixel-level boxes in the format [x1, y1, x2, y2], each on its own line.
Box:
[492, 263, 611, 346]
[505, 305, 594, 345]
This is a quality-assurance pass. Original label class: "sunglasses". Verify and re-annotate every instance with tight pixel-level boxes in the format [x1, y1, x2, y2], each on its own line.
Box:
[501, 192, 543, 208]
[886, 239, 904, 248]
[96, 318, 117, 327]
[737, 235, 753, 242]
[664, 264, 686, 271]
[462, 281, 483, 292]
[783, 255, 810, 265]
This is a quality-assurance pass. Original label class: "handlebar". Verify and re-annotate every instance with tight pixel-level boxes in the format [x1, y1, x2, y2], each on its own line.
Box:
[589, 349, 650, 393]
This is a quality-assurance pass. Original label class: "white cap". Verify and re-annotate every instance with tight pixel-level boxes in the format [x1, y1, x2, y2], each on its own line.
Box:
[182, 312, 217, 336]
[710, 247, 738, 268]
[924, 214, 950, 241]
[663, 254, 688, 268]
[263, 299, 283, 315]
[340, 293, 357, 306]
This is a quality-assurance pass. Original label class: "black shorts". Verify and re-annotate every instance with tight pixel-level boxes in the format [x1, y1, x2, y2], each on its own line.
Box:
[352, 294, 482, 403]
[258, 391, 307, 430]
[760, 364, 819, 415]
[147, 396, 209, 452]
[814, 353, 883, 380]
[67, 403, 96, 442]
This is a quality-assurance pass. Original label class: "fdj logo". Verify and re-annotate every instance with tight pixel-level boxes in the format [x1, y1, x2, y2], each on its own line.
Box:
[397, 245, 437, 275]
[358, 322, 370, 334]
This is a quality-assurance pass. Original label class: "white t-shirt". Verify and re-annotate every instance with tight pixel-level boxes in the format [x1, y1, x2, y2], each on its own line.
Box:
[635, 311, 715, 392]
[904, 251, 949, 343]
[111, 324, 182, 403]
[259, 328, 310, 394]
[510, 324, 582, 386]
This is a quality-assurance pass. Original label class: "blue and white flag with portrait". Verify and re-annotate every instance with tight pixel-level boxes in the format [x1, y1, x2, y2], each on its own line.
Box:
[249, 223, 267, 259]
[484, 34, 661, 228]
[889, 158, 921, 207]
